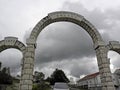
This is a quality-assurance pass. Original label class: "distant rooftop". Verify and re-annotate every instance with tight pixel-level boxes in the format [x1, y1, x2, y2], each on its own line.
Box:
[77, 68, 120, 83]
[77, 72, 99, 82]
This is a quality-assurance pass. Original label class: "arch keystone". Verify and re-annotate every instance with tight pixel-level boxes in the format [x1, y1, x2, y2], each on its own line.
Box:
[107, 41, 120, 54]
[4, 37, 18, 46]
[109, 41, 120, 49]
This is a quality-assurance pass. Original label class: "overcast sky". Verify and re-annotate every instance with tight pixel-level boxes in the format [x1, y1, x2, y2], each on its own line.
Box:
[0, 0, 120, 80]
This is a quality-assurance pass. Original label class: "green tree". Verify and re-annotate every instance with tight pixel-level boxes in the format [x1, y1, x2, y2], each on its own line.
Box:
[32, 82, 51, 90]
[34, 71, 45, 83]
[0, 63, 13, 84]
[46, 68, 69, 85]
[33, 71, 51, 90]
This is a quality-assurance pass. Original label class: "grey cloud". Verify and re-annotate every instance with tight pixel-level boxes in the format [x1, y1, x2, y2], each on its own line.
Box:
[34, 58, 99, 78]
[23, 1, 118, 77]
[70, 60, 98, 77]
[0, 49, 22, 76]
[34, 23, 95, 65]
[59, 1, 120, 76]
[61, 1, 120, 41]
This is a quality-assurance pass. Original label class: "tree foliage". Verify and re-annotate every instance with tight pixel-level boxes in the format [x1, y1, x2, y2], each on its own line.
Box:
[32, 82, 51, 90]
[0, 62, 13, 84]
[33, 71, 51, 90]
[46, 68, 69, 85]
[34, 71, 45, 83]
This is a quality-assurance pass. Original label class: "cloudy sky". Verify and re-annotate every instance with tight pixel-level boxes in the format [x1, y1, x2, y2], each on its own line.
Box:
[0, 0, 120, 80]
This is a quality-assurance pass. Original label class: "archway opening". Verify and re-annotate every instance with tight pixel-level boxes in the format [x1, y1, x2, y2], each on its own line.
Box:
[108, 50, 120, 89]
[33, 22, 99, 83]
[108, 51, 120, 73]
[0, 48, 22, 83]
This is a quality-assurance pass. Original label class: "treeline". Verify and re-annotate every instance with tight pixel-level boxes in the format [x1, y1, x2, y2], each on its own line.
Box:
[34, 68, 69, 85]
[32, 68, 70, 90]
[45, 68, 69, 85]
[0, 62, 13, 84]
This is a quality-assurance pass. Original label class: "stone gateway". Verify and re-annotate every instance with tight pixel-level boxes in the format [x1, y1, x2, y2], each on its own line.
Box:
[0, 11, 120, 90]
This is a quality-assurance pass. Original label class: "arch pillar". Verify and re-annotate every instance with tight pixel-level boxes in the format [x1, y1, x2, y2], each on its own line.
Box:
[95, 44, 115, 90]
[20, 39, 36, 90]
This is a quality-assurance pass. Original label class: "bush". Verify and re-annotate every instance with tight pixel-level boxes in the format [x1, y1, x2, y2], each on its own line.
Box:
[32, 81, 51, 90]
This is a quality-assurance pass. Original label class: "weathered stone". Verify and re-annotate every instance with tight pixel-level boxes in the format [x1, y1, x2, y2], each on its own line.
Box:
[21, 85, 29, 89]
[22, 75, 30, 79]
[23, 69, 33, 74]
[24, 57, 34, 64]
[24, 64, 31, 69]
[26, 38, 36, 45]
[28, 85, 32, 89]
[4, 37, 18, 45]
[22, 80, 32, 85]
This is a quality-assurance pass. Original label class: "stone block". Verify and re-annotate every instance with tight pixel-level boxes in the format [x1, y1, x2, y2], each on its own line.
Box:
[24, 64, 31, 69]
[24, 57, 34, 64]
[26, 38, 36, 45]
[28, 85, 32, 89]
[30, 64, 34, 68]
[105, 77, 111, 82]
[107, 87, 115, 90]
[94, 41, 105, 49]
[18, 43, 24, 48]
[4, 37, 18, 46]
[102, 87, 106, 90]
[27, 47, 35, 52]
[106, 82, 114, 86]
[22, 75, 30, 79]
[109, 41, 120, 49]
[0, 41, 4, 47]
[23, 69, 33, 74]
[25, 52, 34, 58]
[29, 75, 33, 80]
[21, 46, 26, 51]
[21, 85, 29, 89]
[103, 68, 110, 72]
[101, 64, 109, 68]
[48, 11, 84, 22]
[21, 80, 32, 85]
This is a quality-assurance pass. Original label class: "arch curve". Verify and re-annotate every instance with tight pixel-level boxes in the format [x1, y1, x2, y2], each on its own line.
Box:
[0, 37, 27, 90]
[107, 41, 120, 54]
[0, 37, 26, 53]
[28, 11, 104, 48]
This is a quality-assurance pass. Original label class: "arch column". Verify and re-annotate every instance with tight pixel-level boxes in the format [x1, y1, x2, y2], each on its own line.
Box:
[95, 44, 115, 90]
[20, 39, 36, 90]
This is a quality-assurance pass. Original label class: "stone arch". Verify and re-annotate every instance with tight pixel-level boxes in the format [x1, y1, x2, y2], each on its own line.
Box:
[107, 41, 120, 70]
[107, 41, 120, 81]
[24, 11, 115, 90]
[0, 37, 26, 90]
[28, 11, 104, 48]
[0, 37, 26, 53]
